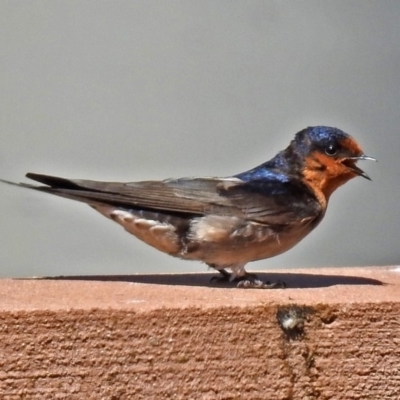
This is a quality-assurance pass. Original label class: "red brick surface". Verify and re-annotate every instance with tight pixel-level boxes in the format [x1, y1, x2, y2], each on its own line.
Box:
[0, 267, 399, 399]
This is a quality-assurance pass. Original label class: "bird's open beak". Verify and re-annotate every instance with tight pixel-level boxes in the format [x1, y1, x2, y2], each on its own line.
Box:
[342, 155, 377, 180]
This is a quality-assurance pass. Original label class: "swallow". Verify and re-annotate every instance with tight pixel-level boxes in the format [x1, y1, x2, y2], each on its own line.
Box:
[1, 126, 375, 288]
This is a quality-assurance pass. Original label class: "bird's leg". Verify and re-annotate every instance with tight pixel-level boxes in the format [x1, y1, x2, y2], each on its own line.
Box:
[208, 263, 257, 283]
[208, 263, 286, 289]
[208, 265, 233, 283]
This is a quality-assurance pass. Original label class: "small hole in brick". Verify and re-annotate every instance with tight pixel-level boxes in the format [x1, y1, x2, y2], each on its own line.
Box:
[320, 313, 337, 325]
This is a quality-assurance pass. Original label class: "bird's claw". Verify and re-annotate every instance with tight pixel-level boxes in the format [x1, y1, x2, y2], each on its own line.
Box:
[236, 279, 286, 289]
[210, 270, 286, 289]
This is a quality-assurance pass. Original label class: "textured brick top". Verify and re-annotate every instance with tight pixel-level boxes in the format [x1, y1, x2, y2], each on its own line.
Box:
[1, 266, 399, 311]
[1, 267, 399, 399]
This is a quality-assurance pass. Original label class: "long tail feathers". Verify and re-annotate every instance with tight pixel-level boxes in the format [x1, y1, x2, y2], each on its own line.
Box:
[25, 173, 82, 189]
[0, 173, 108, 206]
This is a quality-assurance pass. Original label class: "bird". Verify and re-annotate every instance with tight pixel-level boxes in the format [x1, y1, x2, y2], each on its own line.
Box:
[1, 126, 375, 288]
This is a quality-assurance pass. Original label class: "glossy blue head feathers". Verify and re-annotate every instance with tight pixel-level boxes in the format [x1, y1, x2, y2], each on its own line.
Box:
[297, 126, 349, 143]
[294, 126, 350, 154]
[235, 125, 372, 182]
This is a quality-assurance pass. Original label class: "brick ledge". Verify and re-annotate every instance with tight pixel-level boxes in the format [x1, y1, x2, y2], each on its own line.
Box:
[0, 267, 399, 399]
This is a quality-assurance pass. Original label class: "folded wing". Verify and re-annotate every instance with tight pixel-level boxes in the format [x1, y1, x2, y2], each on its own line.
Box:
[24, 172, 322, 227]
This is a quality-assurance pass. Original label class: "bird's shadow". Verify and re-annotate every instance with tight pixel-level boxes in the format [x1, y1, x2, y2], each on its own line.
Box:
[38, 271, 383, 289]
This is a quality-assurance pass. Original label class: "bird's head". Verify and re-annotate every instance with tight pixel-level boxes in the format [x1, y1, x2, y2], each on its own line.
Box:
[291, 126, 375, 200]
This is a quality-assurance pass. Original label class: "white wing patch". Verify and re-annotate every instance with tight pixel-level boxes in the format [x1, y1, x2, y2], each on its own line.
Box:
[109, 209, 134, 222]
[92, 205, 181, 255]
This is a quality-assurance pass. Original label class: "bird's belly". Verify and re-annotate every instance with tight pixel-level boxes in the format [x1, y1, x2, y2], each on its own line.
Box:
[183, 215, 315, 265]
[93, 206, 315, 266]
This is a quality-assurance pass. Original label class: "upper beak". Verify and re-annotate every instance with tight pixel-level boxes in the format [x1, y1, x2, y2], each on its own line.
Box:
[344, 154, 377, 181]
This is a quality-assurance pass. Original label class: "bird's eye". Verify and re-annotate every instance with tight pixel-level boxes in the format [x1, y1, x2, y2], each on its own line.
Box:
[325, 144, 338, 156]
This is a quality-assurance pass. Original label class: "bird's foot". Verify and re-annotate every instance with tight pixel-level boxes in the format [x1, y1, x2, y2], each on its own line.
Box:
[236, 278, 286, 289]
[210, 269, 286, 289]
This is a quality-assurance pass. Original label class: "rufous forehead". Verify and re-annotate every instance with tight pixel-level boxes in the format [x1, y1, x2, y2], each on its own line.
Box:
[340, 136, 364, 155]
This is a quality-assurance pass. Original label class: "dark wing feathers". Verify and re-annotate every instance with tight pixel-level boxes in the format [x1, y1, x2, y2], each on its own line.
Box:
[221, 178, 322, 223]
[25, 174, 240, 216]
[24, 173, 322, 226]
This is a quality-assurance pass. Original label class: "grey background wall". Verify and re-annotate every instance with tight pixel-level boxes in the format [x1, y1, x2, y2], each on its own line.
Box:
[1, 1, 399, 278]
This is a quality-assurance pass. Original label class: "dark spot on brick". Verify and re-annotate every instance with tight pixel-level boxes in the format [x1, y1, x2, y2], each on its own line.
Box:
[276, 305, 314, 340]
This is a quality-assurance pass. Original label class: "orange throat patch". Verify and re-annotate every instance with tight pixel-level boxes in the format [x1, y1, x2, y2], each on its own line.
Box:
[301, 151, 356, 208]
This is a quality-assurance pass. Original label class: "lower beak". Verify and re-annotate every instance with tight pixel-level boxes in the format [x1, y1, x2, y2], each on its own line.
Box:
[344, 155, 377, 181]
